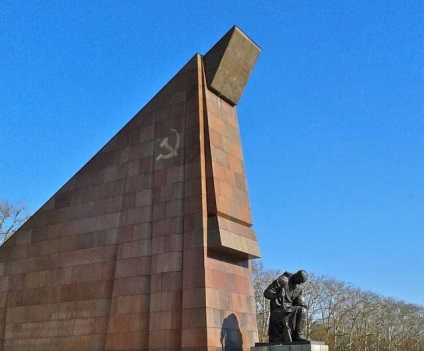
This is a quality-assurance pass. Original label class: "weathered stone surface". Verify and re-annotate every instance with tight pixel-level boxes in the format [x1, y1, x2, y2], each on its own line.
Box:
[0, 27, 260, 351]
[204, 26, 260, 106]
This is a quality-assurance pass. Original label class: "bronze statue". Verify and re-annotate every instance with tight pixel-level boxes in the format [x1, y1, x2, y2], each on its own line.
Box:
[264, 270, 309, 343]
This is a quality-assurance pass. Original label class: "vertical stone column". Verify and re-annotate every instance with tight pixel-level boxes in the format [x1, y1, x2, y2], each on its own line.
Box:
[201, 26, 261, 351]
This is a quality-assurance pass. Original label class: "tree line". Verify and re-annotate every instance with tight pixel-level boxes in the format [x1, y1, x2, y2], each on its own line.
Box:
[253, 261, 424, 351]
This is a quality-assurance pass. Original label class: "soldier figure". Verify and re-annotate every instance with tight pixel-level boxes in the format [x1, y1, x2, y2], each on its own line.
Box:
[264, 270, 309, 343]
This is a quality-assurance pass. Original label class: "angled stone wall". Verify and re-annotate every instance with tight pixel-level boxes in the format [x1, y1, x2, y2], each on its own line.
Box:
[0, 26, 260, 351]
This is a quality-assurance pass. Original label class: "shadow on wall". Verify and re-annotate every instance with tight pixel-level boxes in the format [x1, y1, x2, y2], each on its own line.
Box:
[220, 313, 243, 351]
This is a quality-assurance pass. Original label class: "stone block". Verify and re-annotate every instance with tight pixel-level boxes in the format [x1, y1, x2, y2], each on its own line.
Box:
[207, 216, 260, 258]
[117, 239, 151, 259]
[204, 26, 260, 106]
[150, 291, 182, 312]
[110, 295, 150, 315]
[112, 276, 150, 296]
[151, 251, 183, 273]
[114, 256, 151, 278]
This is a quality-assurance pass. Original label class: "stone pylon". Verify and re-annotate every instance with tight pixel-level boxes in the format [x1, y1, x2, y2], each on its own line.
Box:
[0, 26, 261, 351]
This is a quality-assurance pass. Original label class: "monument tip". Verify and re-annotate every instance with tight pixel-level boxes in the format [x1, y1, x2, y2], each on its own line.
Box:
[203, 26, 260, 106]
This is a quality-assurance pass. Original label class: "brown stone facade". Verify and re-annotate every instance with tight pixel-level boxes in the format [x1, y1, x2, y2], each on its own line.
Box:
[0, 26, 260, 351]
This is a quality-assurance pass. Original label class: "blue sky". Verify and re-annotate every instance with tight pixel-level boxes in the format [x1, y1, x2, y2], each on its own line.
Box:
[1, 1, 423, 305]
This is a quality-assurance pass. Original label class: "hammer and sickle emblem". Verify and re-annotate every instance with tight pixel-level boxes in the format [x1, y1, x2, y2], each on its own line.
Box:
[156, 128, 181, 161]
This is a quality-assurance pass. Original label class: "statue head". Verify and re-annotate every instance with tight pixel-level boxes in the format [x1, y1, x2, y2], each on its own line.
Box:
[292, 270, 308, 284]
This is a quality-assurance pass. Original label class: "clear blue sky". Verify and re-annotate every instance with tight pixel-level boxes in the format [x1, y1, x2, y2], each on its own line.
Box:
[1, 1, 423, 305]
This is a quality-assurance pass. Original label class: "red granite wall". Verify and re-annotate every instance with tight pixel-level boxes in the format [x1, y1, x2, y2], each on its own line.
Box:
[202, 82, 259, 351]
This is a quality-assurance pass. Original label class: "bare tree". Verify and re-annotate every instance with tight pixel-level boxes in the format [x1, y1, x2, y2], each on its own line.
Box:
[0, 200, 29, 244]
[303, 272, 325, 338]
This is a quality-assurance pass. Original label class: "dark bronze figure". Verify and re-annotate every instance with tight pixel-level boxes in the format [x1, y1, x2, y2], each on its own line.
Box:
[264, 270, 309, 343]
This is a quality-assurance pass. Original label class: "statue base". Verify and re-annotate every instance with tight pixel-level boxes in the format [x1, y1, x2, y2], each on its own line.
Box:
[251, 340, 329, 351]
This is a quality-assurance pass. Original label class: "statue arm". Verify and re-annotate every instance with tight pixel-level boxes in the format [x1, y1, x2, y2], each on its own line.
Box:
[264, 280, 283, 300]
[293, 291, 308, 307]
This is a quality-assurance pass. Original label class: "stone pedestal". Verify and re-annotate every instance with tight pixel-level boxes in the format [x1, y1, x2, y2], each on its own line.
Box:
[252, 341, 329, 351]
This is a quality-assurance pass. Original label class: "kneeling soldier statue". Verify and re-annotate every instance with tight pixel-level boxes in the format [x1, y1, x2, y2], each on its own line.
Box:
[264, 270, 309, 343]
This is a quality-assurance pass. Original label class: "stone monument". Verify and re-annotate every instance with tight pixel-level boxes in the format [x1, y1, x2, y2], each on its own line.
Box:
[0, 26, 261, 350]
[251, 271, 329, 351]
